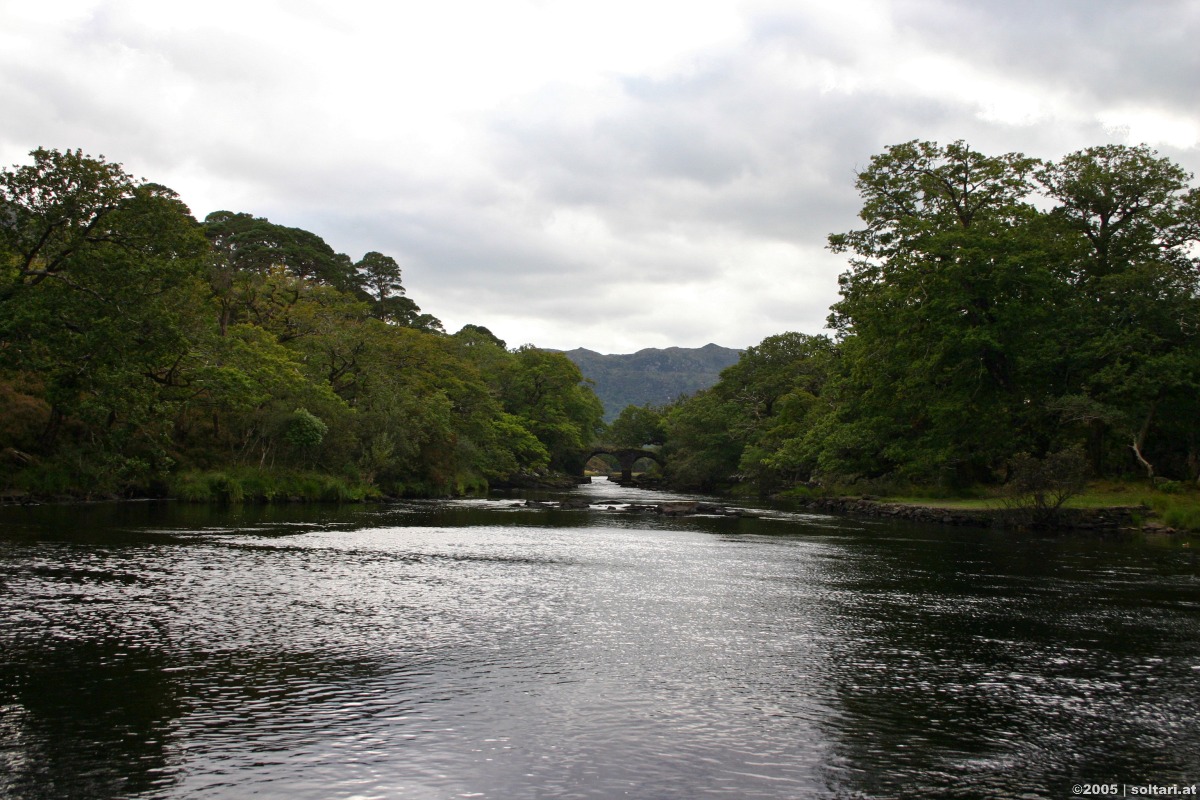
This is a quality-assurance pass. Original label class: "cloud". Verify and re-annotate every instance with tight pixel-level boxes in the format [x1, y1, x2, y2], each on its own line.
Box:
[2, 0, 1198, 353]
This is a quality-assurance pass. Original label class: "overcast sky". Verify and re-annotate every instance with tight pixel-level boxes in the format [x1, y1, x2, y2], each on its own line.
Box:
[4, 1, 1199, 353]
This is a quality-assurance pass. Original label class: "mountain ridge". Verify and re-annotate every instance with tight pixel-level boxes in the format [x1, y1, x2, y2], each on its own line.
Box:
[556, 343, 743, 422]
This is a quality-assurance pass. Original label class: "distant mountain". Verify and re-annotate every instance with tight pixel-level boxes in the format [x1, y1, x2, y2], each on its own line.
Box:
[561, 344, 742, 422]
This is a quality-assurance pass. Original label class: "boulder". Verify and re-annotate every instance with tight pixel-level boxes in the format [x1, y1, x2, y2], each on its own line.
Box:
[559, 498, 591, 510]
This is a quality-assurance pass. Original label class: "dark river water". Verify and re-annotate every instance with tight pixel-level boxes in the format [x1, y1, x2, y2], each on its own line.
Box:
[1, 478, 1198, 799]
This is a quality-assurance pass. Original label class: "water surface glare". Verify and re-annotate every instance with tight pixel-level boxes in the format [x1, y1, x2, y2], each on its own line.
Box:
[1, 478, 1198, 799]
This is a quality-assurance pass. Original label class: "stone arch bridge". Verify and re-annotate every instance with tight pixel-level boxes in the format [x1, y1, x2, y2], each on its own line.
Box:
[583, 445, 665, 482]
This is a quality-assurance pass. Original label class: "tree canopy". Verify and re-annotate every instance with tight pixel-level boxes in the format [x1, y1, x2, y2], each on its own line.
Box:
[7, 141, 1196, 500]
[657, 140, 1200, 492]
[0, 147, 603, 498]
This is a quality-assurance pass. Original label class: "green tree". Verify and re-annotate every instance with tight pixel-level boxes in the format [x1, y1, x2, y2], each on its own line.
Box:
[0, 149, 210, 489]
[1038, 145, 1200, 479]
[822, 140, 1068, 484]
[724, 332, 834, 489]
[0, 148, 138, 287]
[202, 211, 362, 336]
[454, 324, 506, 349]
[606, 404, 666, 448]
[0, 145, 593, 498]
[203, 210, 357, 289]
[499, 347, 604, 473]
[662, 389, 741, 490]
[817, 140, 1200, 487]
[660, 332, 833, 491]
[353, 250, 442, 330]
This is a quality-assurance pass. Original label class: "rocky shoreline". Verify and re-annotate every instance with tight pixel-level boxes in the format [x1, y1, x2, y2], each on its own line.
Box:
[791, 496, 1167, 534]
[517, 498, 758, 517]
[511, 494, 1179, 534]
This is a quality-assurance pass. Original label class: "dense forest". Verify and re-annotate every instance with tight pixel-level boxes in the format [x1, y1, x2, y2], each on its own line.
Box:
[4, 141, 1198, 503]
[630, 141, 1200, 495]
[0, 148, 603, 499]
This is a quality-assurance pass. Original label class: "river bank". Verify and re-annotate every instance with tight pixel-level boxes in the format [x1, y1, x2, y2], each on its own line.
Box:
[0, 465, 595, 506]
[587, 473, 1199, 535]
[789, 495, 1164, 534]
[7, 467, 1195, 539]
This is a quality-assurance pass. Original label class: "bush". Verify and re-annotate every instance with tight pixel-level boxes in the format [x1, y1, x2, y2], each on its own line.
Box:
[1139, 492, 1200, 531]
[1004, 445, 1090, 526]
[282, 408, 328, 449]
[170, 468, 377, 504]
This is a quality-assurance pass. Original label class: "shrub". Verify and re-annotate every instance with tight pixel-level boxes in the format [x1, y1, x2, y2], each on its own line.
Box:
[1004, 445, 1090, 526]
[283, 408, 328, 450]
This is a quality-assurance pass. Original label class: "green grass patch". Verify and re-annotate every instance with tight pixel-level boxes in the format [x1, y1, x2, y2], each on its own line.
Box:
[1139, 494, 1200, 530]
[170, 468, 380, 504]
[884, 495, 1006, 510]
[878, 480, 1200, 531]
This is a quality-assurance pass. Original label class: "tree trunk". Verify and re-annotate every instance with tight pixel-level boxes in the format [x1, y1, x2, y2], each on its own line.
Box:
[1088, 420, 1105, 476]
[1130, 403, 1157, 481]
[39, 406, 63, 450]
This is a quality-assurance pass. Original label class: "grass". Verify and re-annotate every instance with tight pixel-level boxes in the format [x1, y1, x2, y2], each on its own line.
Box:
[877, 480, 1200, 531]
[171, 467, 381, 504]
[1140, 493, 1200, 530]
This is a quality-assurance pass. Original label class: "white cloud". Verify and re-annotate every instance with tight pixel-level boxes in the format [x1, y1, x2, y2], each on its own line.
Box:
[1098, 107, 1200, 150]
[3, 0, 1199, 353]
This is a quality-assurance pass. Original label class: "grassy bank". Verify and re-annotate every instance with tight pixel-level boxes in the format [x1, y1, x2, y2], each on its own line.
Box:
[170, 468, 382, 504]
[778, 481, 1200, 533]
[1, 461, 510, 504]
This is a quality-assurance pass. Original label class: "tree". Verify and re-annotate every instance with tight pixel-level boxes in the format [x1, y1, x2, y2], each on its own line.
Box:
[499, 347, 604, 472]
[356, 251, 404, 301]
[659, 332, 834, 491]
[1038, 144, 1198, 280]
[454, 324, 506, 350]
[1038, 145, 1200, 479]
[352, 250, 442, 330]
[0, 150, 210, 488]
[606, 404, 666, 448]
[0, 145, 582, 498]
[202, 211, 363, 336]
[723, 332, 835, 489]
[0, 148, 138, 287]
[1003, 446, 1090, 526]
[203, 210, 357, 289]
[662, 389, 741, 490]
[815, 140, 1200, 487]
[822, 140, 1069, 484]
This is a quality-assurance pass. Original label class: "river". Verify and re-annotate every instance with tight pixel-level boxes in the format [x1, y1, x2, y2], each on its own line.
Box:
[0, 478, 1197, 799]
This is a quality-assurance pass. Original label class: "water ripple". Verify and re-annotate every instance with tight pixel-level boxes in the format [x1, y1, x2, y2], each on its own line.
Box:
[1, 488, 1197, 799]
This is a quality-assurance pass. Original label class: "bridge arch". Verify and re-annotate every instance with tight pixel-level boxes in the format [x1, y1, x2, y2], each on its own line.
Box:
[584, 446, 664, 482]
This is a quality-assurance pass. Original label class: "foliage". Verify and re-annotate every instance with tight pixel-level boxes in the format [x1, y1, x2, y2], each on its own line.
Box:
[281, 407, 327, 449]
[1003, 446, 1091, 525]
[606, 404, 666, 448]
[496, 346, 604, 473]
[662, 332, 833, 491]
[0, 149, 210, 483]
[1140, 493, 1200, 531]
[12, 141, 1196, 506]
[171, 468, 379, 503]
[655, 140, 1200, 499]
[454, 324, 507, 350]
[662, 389, 742, 490]
[0, 147, 603, 499]
[816, 140, 1200, 488]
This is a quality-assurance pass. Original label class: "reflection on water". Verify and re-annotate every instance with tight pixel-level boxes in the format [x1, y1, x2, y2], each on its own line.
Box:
[0, 478, 1197, 799]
